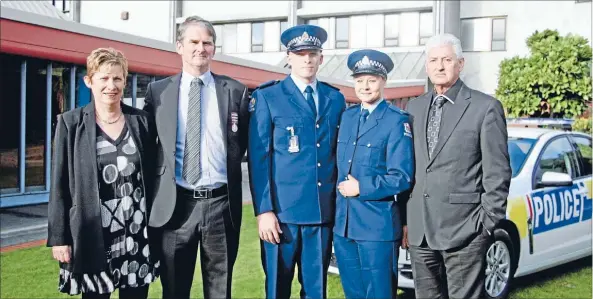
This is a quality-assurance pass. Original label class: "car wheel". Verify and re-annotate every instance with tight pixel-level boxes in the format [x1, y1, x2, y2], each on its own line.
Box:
[485, 229, 516, 299]
[328, 247, 340, 275]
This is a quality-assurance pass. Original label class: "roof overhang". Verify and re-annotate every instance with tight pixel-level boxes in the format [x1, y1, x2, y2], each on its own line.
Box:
[0, 6, 426, 102]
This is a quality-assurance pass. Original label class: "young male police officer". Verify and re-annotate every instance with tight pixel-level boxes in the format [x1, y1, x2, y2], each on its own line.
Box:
[248, 24, 346, 299]
[334, 49, 414, 299]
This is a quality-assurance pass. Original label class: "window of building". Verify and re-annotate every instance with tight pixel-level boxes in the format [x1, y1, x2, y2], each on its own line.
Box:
[136, 74, 152, 109]
[50, 62, 72, 140]
[251, 22, 265, 52]
[222, 24, 238, 54]
[50, 0, 70, 14]
[491, 18, 506, 51]
[461, 16, 507, 52]
[214, 25, 223, 53]
[25, 59, 48, 190]
[306, 19, 318, 25]
[280, 20, 289, 50]
[419, 12, 433, 46]
[384, 14, 399, 47]
[122, 73, 134, 107]
[0, 54, 22, 193]
[335, 17, 350, 49]
[76, 67, 91, 108]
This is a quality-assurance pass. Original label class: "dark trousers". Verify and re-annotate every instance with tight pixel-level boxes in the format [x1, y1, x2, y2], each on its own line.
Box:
[408, 229, 491, 299]
[333, 234, 399, 299]
[261, 223, 332, 299]
[81, 286, 149, 299]
[159, 189, 239, 299]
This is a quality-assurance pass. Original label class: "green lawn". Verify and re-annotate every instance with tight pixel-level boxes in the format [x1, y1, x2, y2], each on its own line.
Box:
[1, 205, 591, 298]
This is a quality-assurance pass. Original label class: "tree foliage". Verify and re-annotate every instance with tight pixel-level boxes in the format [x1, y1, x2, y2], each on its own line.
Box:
[496, 29, 592, 118]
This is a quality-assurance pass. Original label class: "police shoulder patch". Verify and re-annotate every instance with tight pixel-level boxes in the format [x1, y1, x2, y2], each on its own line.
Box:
[248, 96, 257, 112]
[403, 122, 413, 138]
[255, 80, 280, 91]
[318, 81, 340, 91]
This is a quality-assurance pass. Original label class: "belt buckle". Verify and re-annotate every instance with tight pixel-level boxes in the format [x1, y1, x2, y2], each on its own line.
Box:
[193, 188, 211, 199]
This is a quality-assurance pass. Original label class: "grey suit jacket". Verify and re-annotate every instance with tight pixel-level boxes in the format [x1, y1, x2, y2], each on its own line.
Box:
[143, 72, 250, 229]
[404, 80, 511, 250]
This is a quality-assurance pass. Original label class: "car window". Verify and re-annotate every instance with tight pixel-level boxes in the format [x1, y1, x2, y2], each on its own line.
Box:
[573, 136, 592, 177]
[508, 137, 536, 177]
[534, 136, 579, 183]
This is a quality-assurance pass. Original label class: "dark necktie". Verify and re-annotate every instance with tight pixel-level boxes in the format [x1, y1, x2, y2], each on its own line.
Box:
[427, 96, 447, 159]
[182, 77, 204, 185]
[358, 108, 370, 135]
[304, 85, 317, 116]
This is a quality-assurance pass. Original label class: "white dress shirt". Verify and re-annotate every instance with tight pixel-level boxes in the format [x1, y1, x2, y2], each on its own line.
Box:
[290, 74, 319, 114]
[175, 70, 227, 190]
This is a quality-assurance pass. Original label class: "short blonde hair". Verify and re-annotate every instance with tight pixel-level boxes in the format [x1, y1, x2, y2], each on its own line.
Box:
[86, 47, 129, 80]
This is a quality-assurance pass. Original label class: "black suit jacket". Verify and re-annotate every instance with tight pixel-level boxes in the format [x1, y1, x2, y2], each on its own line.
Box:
[143, 72, 250, 230]
[47, 103, 157, 274]
[404, 80, 512, 250]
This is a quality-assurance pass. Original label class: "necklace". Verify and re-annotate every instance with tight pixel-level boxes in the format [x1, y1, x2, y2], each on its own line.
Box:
[96, 110, 122, 125]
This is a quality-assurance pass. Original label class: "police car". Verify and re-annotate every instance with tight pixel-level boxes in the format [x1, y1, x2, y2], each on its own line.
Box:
[329, 126, 592, 299]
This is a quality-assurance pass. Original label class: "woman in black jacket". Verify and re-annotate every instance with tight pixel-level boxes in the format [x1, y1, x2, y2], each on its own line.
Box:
[47, 47, 159, 299]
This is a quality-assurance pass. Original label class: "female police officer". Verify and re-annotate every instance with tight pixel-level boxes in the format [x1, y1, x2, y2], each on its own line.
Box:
[334, 49, 414, 299]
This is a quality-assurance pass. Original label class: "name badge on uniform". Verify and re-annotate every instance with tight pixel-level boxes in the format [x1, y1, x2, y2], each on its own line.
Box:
[231, 112, 239, 133]
[286, 126, 300, 153]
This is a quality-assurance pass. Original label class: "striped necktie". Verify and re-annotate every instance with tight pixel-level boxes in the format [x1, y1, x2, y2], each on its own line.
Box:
[182, 77, 204, 185]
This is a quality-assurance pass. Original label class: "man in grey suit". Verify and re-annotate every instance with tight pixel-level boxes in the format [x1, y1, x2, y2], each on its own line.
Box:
[143, 16, 250, 299]
[402, 33, 512, 299]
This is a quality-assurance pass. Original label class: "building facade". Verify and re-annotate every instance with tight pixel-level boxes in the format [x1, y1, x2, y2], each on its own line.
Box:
[57, 0, 592, 95]
[0, 2, 424, 207]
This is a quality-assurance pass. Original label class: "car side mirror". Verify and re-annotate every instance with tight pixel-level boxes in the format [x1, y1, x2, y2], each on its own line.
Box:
[537, 171, 573, 188]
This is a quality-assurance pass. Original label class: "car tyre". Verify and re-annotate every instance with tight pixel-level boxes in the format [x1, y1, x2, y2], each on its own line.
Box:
[484, 229, 517, 299]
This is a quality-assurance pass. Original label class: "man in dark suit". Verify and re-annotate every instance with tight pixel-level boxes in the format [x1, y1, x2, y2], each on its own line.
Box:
[143, 16, 250, 299]
[403, 33, 512, 299]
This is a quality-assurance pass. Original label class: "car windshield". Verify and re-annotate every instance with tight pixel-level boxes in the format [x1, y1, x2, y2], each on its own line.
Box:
[508, 137, 537, 177]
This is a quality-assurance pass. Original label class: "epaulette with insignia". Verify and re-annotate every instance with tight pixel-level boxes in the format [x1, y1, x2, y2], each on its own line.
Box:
[318, 81, 340, 91]
[255, 80, 280, 91]
[346, 103, 361, 110]
[388, 104, 410, 115]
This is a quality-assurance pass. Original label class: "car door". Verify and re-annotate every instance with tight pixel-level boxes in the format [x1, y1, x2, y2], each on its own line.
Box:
[528, 135, 583, 261]
[569, 135, 593, 249]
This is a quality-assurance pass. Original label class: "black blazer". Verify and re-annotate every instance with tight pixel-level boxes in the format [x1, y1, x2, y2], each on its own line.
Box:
[143, 73, 250, 230]
[47, 102, 157, 274]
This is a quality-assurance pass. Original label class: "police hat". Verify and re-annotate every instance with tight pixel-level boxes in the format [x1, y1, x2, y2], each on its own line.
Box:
[347, 49, 394, 79]
[281, 24, 327, 52]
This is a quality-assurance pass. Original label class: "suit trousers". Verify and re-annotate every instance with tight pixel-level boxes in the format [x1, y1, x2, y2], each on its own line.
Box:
[158, 188, 239, 299]
[261, 223, 332, 299]
[408, 229, 491, 299]
[333, 234, 399, 299]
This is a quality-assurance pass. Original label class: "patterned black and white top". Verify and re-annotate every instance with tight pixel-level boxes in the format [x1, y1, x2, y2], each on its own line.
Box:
[58, 125, 159, 295]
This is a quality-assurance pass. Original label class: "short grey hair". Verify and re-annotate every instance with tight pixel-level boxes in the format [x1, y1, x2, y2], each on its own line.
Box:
[176, 16, 217, 44]
[425, 33, 464, 59]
